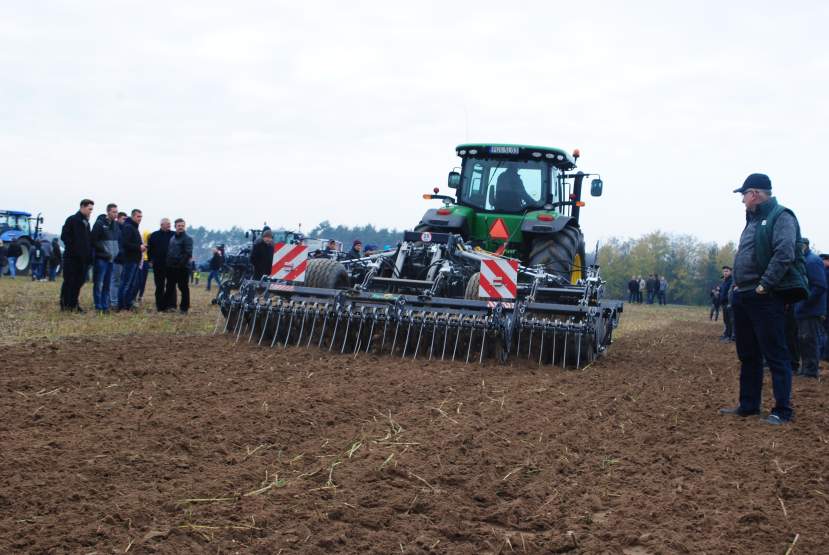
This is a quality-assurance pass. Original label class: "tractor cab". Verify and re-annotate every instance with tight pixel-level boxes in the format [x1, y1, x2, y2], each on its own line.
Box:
[0, 211, 34, 239]
[418, 144, 603, 270]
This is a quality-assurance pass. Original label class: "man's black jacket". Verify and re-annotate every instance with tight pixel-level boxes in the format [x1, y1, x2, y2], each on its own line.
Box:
[250, 240, 274, 278]
[147, 229, 175, 267]
[119, 218, 143, 264]
[60, 211, 92, 261]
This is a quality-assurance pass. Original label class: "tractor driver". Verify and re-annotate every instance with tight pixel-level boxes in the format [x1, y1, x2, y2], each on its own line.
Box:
[492, 167, 537, 212]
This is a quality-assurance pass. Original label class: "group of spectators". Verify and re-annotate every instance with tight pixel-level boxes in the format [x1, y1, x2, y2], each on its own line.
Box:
[626, 274, 669, 305]
[0, 238, 62, 280]
[58, 199, 194, 314]
[719, 173, 827, 425]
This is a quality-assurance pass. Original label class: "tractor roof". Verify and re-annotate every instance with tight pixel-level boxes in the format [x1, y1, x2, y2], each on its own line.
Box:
[455, 143, 577, 170]
[0, 210, 32, 217]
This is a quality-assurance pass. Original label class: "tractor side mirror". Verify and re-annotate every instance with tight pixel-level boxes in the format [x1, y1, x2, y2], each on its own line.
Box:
[590, 178, 603, 197]
[447, 171, 461, 189]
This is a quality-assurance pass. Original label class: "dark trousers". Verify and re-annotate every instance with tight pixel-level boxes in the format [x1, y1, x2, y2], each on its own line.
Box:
[119, 262, 139, 310]
[784, 305, 800, 371]
[722, 306, 734, 339]
[169, 267, 190, 312]
[646, 290, 655, 304]
[153, 265, 174, 311]
[710, 303, 720, 321]
[138, 264, 150, 298]
[797, 316, 823, 377]
[733, 290, 793, 420]
[207, 269, 222, 291]
[60, 256, 86, 309]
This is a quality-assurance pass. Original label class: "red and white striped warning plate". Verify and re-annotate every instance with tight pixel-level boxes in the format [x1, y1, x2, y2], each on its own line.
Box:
[479, 258, 518, 299]
[271, 242, 309, 282]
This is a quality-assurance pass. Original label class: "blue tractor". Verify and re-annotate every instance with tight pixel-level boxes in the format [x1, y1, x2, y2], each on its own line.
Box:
[0, 210, 44, 276]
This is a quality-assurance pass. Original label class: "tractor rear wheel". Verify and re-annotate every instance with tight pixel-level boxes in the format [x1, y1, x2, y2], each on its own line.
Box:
[305, 258, 349, 289]
[528, 226, 586, 283]
[15, 237, 33, 276]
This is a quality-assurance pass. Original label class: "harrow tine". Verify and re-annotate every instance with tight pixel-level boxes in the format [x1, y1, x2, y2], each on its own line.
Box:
[296, 303, 308, 346]
[452, 319, 462, 361]
[222, 300, 235, 334]
[379, 312, 389, 352]
[365, 308, 377, 353]
[576, 331, 582, 369]
[354, 310, 365, 355]
[551, 325, 557, 366]
[479, 327, 486, 365]
[212, 308, 224, 335]
[401, 316, 412, 358]
[562, 328, 568, 369]
[306, 305, 319, 348]
[413, 314, 426, 360]
[391, 319, 401, 355]
[340, 310, 352, 354]
[283, 304, 296, 348]
[527, 326, 534, 359]
[441, 319, 449, 361]
[465, 323, 474, 364]
[329, 312, 341, 352]
[234, 305, 247, 343]
[429, 317, 438, 361]
[270, 304, 284, 348]
[247, 305, 259, 343]
[538, 328, 545, 366]
[318, 306, 330, 348]
[258, 305, 272, 346]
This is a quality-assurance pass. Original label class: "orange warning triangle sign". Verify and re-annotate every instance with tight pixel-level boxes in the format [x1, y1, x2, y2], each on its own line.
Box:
[489, 218, 510, 240]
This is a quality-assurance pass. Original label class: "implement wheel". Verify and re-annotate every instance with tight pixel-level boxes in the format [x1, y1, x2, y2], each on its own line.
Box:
[464, 272, 481, 300]
[528, 226, 586, 283]
[305, 258, 349, 289]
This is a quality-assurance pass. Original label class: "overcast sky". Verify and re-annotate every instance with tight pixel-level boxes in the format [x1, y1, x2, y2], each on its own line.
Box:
[2, 1, 827, 251]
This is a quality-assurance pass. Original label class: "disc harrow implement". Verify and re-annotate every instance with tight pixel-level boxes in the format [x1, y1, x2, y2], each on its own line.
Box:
[216, 231, 622, 368]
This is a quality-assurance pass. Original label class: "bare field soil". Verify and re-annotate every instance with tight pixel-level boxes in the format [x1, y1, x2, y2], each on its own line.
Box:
[1, 283, 828, 553]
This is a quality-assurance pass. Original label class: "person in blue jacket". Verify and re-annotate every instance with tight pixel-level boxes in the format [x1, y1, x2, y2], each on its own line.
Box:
[795, 239, 827, 377]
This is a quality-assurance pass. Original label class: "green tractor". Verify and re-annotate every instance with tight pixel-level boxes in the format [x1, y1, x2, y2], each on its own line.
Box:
[417, 143, 601, 285]
[217, 143, 621, 367]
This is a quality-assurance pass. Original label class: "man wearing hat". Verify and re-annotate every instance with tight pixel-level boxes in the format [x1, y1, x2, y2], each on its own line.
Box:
[347, 239, 363, 259]
[720, 173, 808, 425]
[794, 238, 827, 377]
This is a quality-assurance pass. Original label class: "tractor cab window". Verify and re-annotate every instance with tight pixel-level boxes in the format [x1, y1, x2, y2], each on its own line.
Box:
[0, 214, 28, 233]
[459, 159, 552, 213]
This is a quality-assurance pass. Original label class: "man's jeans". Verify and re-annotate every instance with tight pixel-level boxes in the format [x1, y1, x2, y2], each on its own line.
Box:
[110, 263, 122, 308]
[733, 290, 793, 420]
[6, 257, 16, 277]
[118, 262, 139, 309]
[646, 291, 655, 304]
[207, 269, 222, 291]
[30, 262, 43, 280]
[92, 259, 113, 310]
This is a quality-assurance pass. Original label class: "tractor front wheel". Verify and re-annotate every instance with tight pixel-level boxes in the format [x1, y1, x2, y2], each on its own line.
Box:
[528, 226, 586, 283]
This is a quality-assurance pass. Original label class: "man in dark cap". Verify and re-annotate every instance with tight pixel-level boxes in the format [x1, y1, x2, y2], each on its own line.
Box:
[793, 238, 826, 377]
[250, 229, 275, 279]
[719, 174, 808, 425]
[347, 239, 363, 259]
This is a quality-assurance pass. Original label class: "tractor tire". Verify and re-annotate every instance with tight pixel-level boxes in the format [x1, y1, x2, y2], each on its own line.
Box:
[464, 272, 481, 300]
[304, 258, 349, 289]
[528, 226, 586, 283]
[14, 237, 32, 276]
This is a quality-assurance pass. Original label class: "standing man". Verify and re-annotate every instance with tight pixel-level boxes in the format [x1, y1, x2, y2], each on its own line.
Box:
[30, 240, 45, 280]
[206, 247, 224, 291]
[117, 209, 145, 311]
[137, 228, 152, 303]
[719, 266, 734, 341]
[627, 276, 638, 303]
[646, 274, 657, 304]
[794, 239, 827, 378]
[60, 199, 94, 312]
[48, 238, 62, 281]
[719, 174, 808, 425]
[166, 218, 193, 314]
[110, 211, 127, 310]
[638, 276, 646, 303]
[5, 239, 21, 278]
[90, 203, 120, 313]
[821, 253, 829, 362]
[147, 218, 175, 311]
[250, 229, 275, 279]
[658, 276, 668, 305]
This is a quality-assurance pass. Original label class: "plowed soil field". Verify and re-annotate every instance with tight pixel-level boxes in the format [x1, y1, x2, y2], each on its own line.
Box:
[2, 306, 828, 554]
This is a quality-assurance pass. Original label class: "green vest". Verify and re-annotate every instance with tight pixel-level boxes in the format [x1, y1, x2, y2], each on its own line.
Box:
[753, 197, 809, 302]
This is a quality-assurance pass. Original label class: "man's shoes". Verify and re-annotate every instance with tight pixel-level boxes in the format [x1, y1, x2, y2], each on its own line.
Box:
[762, 414, 791, 425]
[179, 309, 188, 315]
[75, 307, 85, 314]
[719, 406, 761, 417]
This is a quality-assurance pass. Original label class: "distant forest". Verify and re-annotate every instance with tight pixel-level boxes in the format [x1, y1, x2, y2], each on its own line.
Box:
[186, 223, 736, 306]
